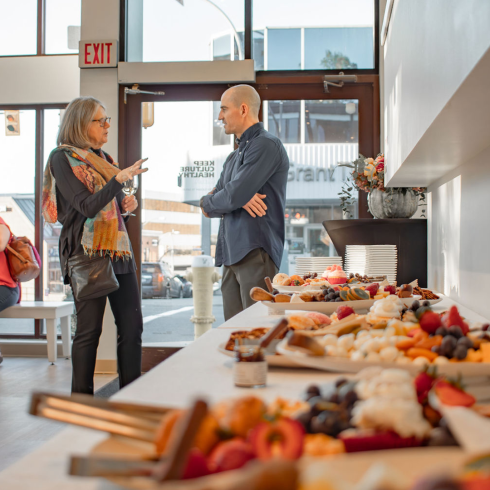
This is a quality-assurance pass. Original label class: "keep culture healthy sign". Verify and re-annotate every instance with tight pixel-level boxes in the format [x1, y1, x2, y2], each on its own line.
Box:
[79, 40, 118, 68]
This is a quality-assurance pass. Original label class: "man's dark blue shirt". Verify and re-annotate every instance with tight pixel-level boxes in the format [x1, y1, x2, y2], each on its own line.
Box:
[201, 122, 289, 269]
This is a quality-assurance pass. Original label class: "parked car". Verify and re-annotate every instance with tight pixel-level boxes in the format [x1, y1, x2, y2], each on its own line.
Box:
[173, 275, 193, 298]
[142, 262, 184, 299]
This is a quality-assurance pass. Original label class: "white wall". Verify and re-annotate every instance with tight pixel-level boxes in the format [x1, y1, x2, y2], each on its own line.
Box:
[383, 0, 490, 184]
[80, 0, 120, 159]
[79, 0, 121, 370]
[0, 56, 79, 105]
[428, 147, 490, 319]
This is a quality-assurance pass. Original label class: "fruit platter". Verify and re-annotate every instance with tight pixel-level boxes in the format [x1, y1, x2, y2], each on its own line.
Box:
[30, 368, 490, 490]
[252, 279, 434, 315]
[271, 267, 396, 293]
[276, 297, 490, 376]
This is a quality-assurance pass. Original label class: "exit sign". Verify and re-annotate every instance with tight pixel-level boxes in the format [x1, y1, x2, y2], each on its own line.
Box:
[79, 40, 118, 68]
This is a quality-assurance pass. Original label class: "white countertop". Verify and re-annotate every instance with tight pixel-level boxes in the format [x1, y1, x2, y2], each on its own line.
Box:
[0, 295, 485, 488]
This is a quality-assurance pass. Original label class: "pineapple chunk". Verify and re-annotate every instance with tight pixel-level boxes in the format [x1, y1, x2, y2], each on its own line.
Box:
[465, 348, 483, 363]
[480, 343, 490, 363]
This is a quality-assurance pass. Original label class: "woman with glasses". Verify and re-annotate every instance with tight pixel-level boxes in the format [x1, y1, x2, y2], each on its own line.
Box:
[42, 96, 148, 395]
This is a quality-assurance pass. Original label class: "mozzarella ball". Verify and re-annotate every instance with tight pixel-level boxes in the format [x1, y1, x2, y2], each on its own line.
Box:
[321, 334, 338, 347]
[412, 356, 430, 367]
[379, 346, 399, 362]
[350, 350, 365, 361]
[337, 333, 355, 351]
[365, 352, 382, 362]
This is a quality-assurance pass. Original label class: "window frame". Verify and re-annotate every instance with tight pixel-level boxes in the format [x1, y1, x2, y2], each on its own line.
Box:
[119, 0, 379, 73]
[0, 104, 67, 339]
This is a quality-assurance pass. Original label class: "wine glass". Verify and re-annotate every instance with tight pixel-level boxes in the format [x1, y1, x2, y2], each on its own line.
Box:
[121, 174, 138, 217]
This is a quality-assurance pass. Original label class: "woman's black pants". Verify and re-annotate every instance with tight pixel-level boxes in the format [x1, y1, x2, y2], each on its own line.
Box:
[71, 272, 143, 394]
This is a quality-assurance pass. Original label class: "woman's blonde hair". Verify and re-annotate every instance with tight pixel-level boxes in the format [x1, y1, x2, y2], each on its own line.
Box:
[57, 96, 106, 148]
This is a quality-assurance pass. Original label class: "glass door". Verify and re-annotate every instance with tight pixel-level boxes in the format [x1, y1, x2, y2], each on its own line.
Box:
[119, 77, 378, 343]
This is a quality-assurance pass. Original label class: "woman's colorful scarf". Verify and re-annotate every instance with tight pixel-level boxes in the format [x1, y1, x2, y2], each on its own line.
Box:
[42, 146, 132, 260]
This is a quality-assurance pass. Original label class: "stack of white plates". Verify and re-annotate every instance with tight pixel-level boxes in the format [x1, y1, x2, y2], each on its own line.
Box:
[294, 256, 343, 276]
[344, 245, 397, 283]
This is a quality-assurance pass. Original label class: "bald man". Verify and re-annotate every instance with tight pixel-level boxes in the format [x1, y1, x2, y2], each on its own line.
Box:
[200, 85, 289, 321]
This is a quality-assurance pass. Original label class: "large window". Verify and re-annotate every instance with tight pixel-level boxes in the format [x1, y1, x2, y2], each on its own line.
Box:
[0, 106, 66, 339]
[0, 1, 38, 56]
[141, 0, 244, 62]
[45, 0, 81, 54]
[136, 0, 376, 69]
[263, 98, 359, 274]
[0, 0, 81, 57]
[253, 0, 375, 70]
[43, 109, 69, 302]
[0, 110, 36, 334]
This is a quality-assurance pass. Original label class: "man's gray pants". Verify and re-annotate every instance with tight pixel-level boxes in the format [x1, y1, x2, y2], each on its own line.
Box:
[221, 248, 278, 321]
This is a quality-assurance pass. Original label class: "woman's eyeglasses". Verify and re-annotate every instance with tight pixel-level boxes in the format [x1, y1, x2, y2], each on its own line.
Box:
[92, 117, 111, 127]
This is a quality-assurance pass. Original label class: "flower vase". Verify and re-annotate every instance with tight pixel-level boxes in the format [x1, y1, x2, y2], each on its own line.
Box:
[368, 188, 419, 219]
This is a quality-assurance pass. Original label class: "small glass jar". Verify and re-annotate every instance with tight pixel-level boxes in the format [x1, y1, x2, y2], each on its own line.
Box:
[233, 345, 267, 388]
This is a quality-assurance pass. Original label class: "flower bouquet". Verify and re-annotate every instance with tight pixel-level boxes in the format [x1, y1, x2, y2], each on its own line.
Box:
[337, 154, 426, 218]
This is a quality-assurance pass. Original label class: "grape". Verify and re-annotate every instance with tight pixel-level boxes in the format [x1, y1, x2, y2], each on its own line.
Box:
[342, 389, 358, 405]
[328, 288, 335, 294]
[327, 293, 335, 300]
[440, 335, 457, 358]
[431, 345, 440, 355]
[306, 385, 321, 396]
[322, 289, 329, 297]
[335, 297, 343, 302]
[295, 411, 313, 432]
[349, 273, 354, 278]
[423, 300, 430, 307]
[442, 336, 457, 348]
[435, 326, 448, 337]
[308, 397, 337, 416]
[310, 410, 349, 437]
[457, 336, 473, 348]
[335, 291, 341, 298]
[453, 344, 468, 360]
[448, 325, 463, 339]
[412, 300, 420, 310]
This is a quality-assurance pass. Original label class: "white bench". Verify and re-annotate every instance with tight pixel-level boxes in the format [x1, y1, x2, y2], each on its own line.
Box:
[0, 301, 74, 363]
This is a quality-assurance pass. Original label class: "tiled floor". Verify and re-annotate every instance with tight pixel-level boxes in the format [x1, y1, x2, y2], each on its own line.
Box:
[0, 357, 117, 472]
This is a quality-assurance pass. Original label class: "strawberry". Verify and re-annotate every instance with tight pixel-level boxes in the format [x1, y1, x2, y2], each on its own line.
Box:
[207, 438, 255, 474]
[365, 283, 379, 298]
[442, 306, 469, 335]
[434, 380, 476, 407]
[384, 285, 396, 295]
[414, 372, 434, 403]
[336, 305, 355, 321]
[248, 418, 304, 461]
[182, 449, 211, 479]
[420, 311, 442, 334]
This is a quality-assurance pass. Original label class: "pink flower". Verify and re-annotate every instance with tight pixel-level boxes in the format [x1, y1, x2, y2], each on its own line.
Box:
[376, 163, 385, 171]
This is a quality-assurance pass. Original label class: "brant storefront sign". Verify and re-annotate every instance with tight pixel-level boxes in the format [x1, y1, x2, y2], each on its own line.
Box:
[79, 40, 118, 68]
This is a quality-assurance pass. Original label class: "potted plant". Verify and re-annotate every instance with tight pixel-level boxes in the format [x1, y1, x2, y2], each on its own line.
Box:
[337, 154, 426, 219]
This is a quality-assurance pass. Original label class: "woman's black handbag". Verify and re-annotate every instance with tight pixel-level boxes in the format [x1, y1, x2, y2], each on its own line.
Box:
[67, 254, 119, 302]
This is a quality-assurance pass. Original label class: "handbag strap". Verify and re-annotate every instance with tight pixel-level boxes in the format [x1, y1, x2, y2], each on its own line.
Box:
[5, 244, 28, 264]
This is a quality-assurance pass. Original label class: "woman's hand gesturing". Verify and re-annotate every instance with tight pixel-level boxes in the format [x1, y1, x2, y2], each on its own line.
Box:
[116, 158, 148, 184]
